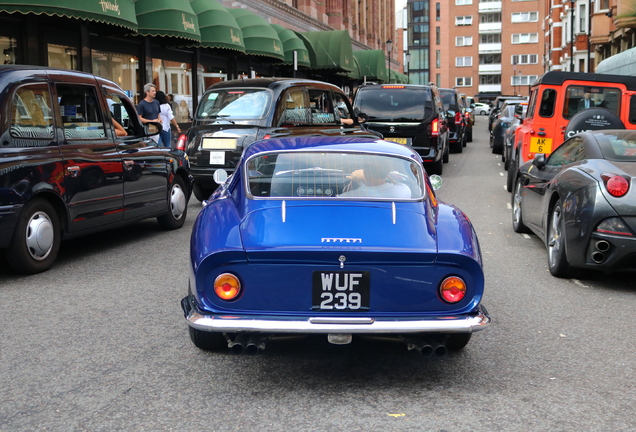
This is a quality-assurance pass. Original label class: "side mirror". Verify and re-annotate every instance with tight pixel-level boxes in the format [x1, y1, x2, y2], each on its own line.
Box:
[213, 169, 229, 184]
[429, 174, 442, 190]
[532, 153, 546, 169]
[145, 121, 163, 137]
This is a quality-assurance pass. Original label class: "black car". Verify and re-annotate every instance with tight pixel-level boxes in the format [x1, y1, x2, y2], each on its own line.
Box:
[488, 96, 526, 132]
[439, 88, 467, 153]
[181, 78, 373, 201]
[512, 129, 636, 277]
[491, 99, 526, 154]
[0, 66, 193, 274]
[352, 83, 449, 175]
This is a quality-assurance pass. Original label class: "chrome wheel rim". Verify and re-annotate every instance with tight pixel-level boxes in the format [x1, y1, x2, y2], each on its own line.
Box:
[513, 182, 523, 226]
[548, 206, 563, 268]
[169, 183, 187, 220]
[25, 211, 54, 261]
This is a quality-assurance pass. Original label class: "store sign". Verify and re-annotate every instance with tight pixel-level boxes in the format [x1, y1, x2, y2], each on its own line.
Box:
[99, 0, 121, 16]
[182, 14, 196, 32]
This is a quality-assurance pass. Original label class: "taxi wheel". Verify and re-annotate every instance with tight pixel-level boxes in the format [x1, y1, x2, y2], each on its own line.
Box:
[445, 333, 471, 351]
[512, 179, 531, 234]
[157, 176, 188, 230]
[189, 327, 226, 351]
[547, 200, 571, 278]
[6, 198, 60, 275]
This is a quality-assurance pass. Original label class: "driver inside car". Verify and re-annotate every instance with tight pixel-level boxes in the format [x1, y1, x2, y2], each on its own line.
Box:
[340, 161, 411, 198]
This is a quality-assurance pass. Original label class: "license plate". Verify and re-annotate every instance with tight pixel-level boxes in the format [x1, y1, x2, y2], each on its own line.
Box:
[209, 151, 225, 165]
[385, 137, 408, 145]
[202, 138, 237, 149]
[312, 271, 370, 311]
[530, 137, 552, 154]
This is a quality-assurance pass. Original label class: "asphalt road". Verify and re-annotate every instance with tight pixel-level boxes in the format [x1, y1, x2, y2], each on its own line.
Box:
[1, 117, 635, 431]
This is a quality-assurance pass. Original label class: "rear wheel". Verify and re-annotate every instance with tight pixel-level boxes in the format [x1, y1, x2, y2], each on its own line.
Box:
[467, 128, 473, 142]
[445, 333, 472, 351]
[547, 200, 571, 278]
[506, 156, 517, 193]
[6, 198, 60, 274]
[512, 179, 530, 233]
[442, 142, 449, 163]
[426, 157, 443, 176]
[157, 175, 188, 230]
[189, 327, 226, 351]
[451, 140, 463, 153]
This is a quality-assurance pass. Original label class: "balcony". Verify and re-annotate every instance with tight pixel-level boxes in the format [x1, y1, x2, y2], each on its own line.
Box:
[478, 43, 502, 53]
[479, 64, 502, 74]
[479, 1, 502, 12]
[479, 23, 502, 33]
[479, 84, 502, 93]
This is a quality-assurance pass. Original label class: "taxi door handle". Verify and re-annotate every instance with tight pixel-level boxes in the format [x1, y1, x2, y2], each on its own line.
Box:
[66, 166, 80, 178]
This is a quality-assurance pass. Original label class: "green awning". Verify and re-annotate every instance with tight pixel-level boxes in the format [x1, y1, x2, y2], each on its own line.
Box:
[353, 50, 388, 82]
[226, 8, 284, 61]
[299, 30, 354, 72]
[135, 0, 201, 42]
[389, 70, 409, 84]
[0, 0, 138, 31]
[190, 0, 244, 52]
[271, 24, 310, 67]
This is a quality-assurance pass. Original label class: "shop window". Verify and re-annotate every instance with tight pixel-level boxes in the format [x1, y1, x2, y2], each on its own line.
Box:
[1, 36, 16, 65]
[92, 50, 138, 102]
[48, 44, 77, 70]
[10, 84, 54, 141]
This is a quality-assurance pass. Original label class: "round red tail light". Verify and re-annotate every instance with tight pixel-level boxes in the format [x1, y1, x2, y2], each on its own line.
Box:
[214, 273, 241, 301]
[439, 276, 467, 303]
[604, 175, 629, 197]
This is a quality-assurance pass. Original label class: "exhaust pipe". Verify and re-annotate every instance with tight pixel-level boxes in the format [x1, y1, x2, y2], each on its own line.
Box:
[403, 336, 446, 357]
[244, 334, 266, 355]
[591, 251, 605, 264]
[595, 240, 610, 252]
[229, 334, 249, 354]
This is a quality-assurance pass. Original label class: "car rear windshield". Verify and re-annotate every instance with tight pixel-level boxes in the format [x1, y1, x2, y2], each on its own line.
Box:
[440, 90, 460, 112]
[354, 86, 434, 122]
[196, 88, 272, 120]
[599, 134, 636, 161]
[246, 151, 425, 200]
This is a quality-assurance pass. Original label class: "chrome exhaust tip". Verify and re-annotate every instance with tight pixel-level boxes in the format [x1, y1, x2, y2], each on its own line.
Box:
[595, 240, 610, 252]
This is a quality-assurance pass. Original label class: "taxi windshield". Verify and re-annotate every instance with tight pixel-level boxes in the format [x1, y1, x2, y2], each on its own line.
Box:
[246, 151, 424, 200]
[196, 89, 271, 120]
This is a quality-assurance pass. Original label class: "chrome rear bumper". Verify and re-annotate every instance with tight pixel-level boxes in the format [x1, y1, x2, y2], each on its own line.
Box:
[181, 295, 491, 334]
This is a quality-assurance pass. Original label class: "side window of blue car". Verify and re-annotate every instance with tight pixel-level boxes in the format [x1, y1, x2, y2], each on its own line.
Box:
[10, 83, 55, 143]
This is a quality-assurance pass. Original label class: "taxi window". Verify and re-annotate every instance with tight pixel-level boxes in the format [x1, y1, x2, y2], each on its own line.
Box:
[58, 85, 106, 140]
[563, 85, 621, 119]
[538, 88, 556, 118]
[196, 89, 272, 120]
[279, 88, 311, 125]
[246, 151, 424, 200]
[10, 84, 54, 142]
[308, 90, 338, 125]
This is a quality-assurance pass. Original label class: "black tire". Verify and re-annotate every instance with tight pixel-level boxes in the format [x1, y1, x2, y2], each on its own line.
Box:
[189, 326, 226, 351]
[467, 128, 473, 142]
[504, 147, 511, 170]
[451, 140, 463, 153]
[512, 178, 531, 234]
[445, 333, 472, 351]
[427, 157, 443, 176]
[506, 157, 517, 193]
[547, 200, 571, 278]
[6, 198, 60, 274]
[157, 175, 188, 230]
[193, 183, 215, 202]
[480, 110, 487, 115]
[491, 137, 503, 154]
[442, 143, 449, 163]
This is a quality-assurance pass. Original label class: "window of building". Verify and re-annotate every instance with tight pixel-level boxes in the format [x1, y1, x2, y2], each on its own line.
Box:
[456, 56, 472, 67]
[436, 73, 441, 87]
[480, 75, 501, 84]
[480, 34, 501, 43]
[436, 27, 440, 45]
[456, 0, 472, 4]
[436, 3, 441, 21]
[48, 44, 78, 70]
[436, 50, 441, 68]
[579, 4, 587, 32]
[92, 50, 139, 101]
[410, 24, 430, 46]
[512, 33, 538, 44]
[599, 0, 610, 9]
[1, 36, 16, 65]
[456, 77, 472, 86]
[456, 16, 473, 26]
[480, 13, 501, 23]
[455, 36, 473, 46]
[511, 54, 538, 65]
[511, 75, 538, 86]
[479, 54, 501, 64]
[511, 12, 538, 23]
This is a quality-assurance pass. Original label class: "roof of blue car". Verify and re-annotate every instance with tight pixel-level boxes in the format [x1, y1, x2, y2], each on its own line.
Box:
[242, 136, 424, 161]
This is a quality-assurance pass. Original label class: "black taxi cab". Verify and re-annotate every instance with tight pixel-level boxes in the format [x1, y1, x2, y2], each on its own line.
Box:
[180, 78, 375, 201]
[0, 66, 193, 274]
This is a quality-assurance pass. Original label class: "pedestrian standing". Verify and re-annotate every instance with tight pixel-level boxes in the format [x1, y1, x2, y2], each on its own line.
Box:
[156, 91, 181, 148]
[137, 83, 161, 144]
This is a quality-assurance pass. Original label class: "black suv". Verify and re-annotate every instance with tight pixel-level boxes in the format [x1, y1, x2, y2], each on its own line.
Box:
[0, 66, 193, 274]
[352, 84, 449, 175]
[182, 78, 374, 201]
[439, 88, 467, 153]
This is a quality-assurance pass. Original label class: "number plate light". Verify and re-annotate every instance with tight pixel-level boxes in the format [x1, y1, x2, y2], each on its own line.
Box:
[439, 276, 466, 303]
[214, 273, 241, 301]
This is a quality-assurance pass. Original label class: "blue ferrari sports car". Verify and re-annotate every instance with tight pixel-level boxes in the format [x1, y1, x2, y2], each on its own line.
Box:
[182, 136, 490, 356]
